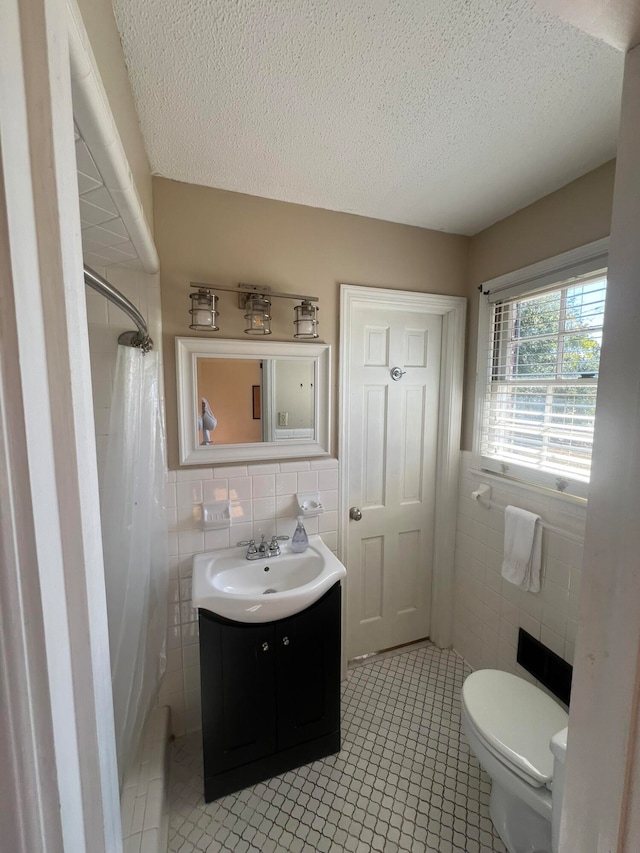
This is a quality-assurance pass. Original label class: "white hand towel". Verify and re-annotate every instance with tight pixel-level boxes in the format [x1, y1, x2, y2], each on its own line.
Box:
[502, 506, 542, 592]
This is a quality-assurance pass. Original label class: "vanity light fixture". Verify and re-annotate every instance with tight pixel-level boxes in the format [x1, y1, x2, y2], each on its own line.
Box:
[189, 287, 219, 331]
[244, 293, 272, 335]
[294, 300, 319, 338]
[189, 282, 319, 339]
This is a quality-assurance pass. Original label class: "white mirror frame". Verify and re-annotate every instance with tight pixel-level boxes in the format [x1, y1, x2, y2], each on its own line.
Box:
[176, 337, 331, 465]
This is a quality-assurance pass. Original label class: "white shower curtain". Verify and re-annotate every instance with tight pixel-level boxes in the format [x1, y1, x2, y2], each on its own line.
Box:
[101, 345, 168, 781]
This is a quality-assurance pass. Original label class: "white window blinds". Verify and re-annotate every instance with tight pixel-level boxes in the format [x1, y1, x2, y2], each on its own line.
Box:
[476, 240, 608, 498]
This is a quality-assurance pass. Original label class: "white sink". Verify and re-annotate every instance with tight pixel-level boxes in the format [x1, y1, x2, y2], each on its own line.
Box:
[192, 534, 346, 623]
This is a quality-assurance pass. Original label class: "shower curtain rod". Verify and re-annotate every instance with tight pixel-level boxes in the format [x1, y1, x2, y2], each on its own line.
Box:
[83, 264, 154, 353]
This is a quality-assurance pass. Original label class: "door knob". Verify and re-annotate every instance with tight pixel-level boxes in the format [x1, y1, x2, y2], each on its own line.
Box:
[349, 506, 363, 521]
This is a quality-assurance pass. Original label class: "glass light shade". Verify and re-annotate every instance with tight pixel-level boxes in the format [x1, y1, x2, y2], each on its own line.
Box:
[189, 290, 219, 330]
[244, 294, 272, 335]
[294, 300, 319, 338]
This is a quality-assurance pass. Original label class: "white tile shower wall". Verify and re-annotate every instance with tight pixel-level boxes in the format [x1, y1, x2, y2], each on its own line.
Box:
[453, 451, 584, 684]
[160, 457, 340, 736]
[120, 705, 171, 853]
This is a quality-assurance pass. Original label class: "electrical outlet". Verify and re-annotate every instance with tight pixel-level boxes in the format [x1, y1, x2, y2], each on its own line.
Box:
[278, 412, 288, 427]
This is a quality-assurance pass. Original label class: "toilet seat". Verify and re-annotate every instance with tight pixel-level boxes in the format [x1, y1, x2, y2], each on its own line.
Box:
[462, 670, 569, 788]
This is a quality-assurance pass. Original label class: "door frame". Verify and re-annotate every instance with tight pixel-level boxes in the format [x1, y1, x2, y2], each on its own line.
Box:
[0, 0, 122, 848]
[262, 359, 275, 441]
[338, 285, 466, 654]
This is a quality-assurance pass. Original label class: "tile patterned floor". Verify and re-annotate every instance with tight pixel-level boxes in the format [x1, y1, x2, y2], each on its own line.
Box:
[168, 645, 506, 853]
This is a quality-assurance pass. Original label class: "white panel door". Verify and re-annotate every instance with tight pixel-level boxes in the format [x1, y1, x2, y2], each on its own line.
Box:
[346, 303, 442, 658]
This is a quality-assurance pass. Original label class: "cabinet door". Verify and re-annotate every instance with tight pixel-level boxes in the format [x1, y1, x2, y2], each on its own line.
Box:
[275, 583, 341, 751]
[199, 612, 276, 776]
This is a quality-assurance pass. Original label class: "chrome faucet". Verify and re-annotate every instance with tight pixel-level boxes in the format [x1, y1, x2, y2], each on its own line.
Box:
[257, 534, 269, 557]
[237, 535, 289, 560]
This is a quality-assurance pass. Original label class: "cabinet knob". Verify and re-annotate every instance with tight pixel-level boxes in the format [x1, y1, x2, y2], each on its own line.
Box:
[261, 641, 269, 652]
[282, 636, 290, 646]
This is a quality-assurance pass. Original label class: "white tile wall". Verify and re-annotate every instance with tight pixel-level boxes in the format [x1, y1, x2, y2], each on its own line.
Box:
[159, 458, 340, 736]
[76, 124, 145, 272]
[453, 452, 584, 687]
[120, 705, 171, 853]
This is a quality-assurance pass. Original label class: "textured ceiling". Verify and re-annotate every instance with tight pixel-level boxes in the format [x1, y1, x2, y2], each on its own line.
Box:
[111, 0, 623, 235]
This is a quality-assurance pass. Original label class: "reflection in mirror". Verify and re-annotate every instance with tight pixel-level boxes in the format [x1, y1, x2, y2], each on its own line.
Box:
[271, 360, 314, 442]
[275, 359, 314, 437]
[198, 397, 218, 445]
[197, 358, 263, 445]
[176, 338, 330, 465]
[195, 358, 317, 446]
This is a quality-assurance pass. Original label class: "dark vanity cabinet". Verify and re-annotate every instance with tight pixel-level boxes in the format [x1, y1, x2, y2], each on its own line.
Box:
[199, 582, 341, 801]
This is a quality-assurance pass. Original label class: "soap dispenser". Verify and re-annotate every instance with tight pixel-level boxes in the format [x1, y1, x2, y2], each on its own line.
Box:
[291, 516, 309, 553]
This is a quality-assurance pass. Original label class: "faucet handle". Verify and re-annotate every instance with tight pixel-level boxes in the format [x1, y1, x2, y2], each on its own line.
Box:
[238, 539, 258, 560]
[268, 534, 287, 556]
[238, 539, 258, 555]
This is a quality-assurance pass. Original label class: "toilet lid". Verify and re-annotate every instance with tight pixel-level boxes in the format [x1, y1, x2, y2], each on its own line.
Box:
[462, 670, 569, 786]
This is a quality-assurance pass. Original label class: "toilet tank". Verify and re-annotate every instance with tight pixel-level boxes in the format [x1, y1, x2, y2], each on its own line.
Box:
[550, 727, 569, 853]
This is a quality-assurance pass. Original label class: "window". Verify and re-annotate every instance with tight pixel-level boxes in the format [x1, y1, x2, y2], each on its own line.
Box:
[475, 241, 608, 498]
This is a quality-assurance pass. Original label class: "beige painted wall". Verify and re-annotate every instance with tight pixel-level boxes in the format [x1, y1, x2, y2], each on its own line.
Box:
[75, 0, 153, 230]
[154, 177, 469, 469]
[462, 159, 616, 448]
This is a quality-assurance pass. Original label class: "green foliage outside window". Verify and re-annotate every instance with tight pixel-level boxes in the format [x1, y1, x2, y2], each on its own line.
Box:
[507, 284, 604, 381]
[485, 277, 606, 484]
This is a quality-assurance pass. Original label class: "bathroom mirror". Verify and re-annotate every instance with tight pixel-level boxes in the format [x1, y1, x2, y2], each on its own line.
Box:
[176, 337, 331, 464]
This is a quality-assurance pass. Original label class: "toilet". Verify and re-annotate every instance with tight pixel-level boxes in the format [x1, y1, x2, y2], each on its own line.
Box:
[461, 670, 569, 853]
